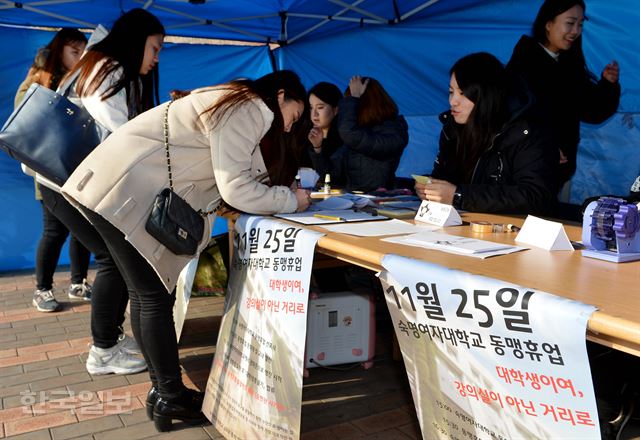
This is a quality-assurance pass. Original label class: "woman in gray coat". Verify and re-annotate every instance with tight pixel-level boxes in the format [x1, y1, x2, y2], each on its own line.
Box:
[62, 70, 310, 432]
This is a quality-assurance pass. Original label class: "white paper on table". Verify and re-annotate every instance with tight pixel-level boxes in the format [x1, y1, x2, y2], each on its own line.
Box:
[383, 231, 526, 258]
[321, 219, 439, 236]
[515, 215, 574, 251]
[414, 200, 462, 227]
[298, 167, 319, 188]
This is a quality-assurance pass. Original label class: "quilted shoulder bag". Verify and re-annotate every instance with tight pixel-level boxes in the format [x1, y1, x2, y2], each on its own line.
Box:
[145, 100, 216, 256]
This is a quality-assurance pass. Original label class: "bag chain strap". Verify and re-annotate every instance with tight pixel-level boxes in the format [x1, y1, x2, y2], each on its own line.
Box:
[163, 100, 216, 216]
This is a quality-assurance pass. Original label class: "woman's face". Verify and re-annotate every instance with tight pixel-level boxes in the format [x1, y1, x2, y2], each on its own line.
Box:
[545, 5, 584, 53]
[140, 34, 164, 75]
[449, 73, 474, 125]
[278, 91, 303, 132]
[309, 94, 338, 129]
[61, 41, 86, 71]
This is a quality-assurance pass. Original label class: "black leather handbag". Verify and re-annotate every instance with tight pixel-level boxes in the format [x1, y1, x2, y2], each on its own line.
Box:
[145, 100, 215, 256]
[146, 187, 204, 256]
[0, 82, 104, 186]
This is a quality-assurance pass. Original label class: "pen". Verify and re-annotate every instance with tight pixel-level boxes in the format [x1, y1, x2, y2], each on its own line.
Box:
[313, 213, 346, 221]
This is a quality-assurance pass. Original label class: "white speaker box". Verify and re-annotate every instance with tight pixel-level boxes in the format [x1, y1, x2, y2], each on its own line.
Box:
[305, 291, 375, 369]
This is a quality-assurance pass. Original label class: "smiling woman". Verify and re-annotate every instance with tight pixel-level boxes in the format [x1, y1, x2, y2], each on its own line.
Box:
[506, 0, 620, 196]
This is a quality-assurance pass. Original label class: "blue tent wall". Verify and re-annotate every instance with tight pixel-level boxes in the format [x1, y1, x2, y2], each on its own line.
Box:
[0, 26, 272, 271]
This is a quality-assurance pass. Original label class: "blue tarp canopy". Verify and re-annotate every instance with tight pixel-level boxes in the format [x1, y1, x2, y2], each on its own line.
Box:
[1, 0, 639, 270]
[0, 0, 490, 43]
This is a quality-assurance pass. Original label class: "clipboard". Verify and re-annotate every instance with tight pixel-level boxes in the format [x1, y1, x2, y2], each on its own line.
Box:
[274, 209, 388, 225]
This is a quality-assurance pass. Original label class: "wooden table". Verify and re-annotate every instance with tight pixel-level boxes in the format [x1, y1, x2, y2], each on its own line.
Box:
[305, 213, 640, 357]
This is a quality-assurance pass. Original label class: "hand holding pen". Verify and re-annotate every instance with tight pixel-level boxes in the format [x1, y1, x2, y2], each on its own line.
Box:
[295, 188, 311, 212]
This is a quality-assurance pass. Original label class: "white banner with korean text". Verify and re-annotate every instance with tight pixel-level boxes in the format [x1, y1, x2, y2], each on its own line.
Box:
[379, 255, 599, 439]
[202, 216, 324, 440]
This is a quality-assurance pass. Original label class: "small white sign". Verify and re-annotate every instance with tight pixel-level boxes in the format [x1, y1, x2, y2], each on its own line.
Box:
[515, 215, 574, 251]
[414, 200, 462, 227]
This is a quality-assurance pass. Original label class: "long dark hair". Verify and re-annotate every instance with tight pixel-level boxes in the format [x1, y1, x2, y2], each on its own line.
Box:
[202, 70, 307, 185]
[309, 82, 342, 108]
[66, 8, 165, 116]
[344, 77, 398, 127]
[33, 28, 87, 90]
[450, 52, 508, 181]
[532, 0, 588, 70]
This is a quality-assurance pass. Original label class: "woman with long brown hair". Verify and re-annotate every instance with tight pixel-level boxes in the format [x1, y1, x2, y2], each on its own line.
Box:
[61, 70, 310, 432]
[15, 28, 91, 313]
[312, 75, 408, 192]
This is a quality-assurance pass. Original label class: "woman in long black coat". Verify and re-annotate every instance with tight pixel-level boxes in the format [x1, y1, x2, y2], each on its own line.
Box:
[506, 0, 620, 191]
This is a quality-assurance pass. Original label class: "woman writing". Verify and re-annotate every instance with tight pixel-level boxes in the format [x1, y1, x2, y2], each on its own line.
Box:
[314, 76, 408, 193]
[506, 0, 620, 192]
[415, 52, 557, 215]
[37, 8, 166, 376]
[15, 28, 92, 313]
[61, 70, 310, 431]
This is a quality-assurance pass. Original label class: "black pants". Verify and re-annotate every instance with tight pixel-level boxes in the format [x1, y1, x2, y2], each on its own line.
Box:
[40, 186, 127, 348]
[80, 206, 184, 397]
[35, 201, 90, 290]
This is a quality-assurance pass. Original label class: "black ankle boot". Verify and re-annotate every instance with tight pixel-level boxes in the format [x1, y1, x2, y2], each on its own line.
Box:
[153, 388, 208, 432]
[146, 386, 159, 420]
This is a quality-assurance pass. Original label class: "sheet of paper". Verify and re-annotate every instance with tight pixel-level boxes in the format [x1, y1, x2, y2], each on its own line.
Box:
[298, 167, 319, 188]
[321, 219, 439, 236]
[515, 215, 574, 251]
[274, 209, 388, 225]
[412, 174, 431, 185]
[383, 231, 526, 258]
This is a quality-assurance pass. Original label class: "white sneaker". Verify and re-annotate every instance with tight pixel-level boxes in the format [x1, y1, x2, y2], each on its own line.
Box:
[86, 344, 147, 375]
[68, 279, 92, 301]
[117, 333, 142, 355]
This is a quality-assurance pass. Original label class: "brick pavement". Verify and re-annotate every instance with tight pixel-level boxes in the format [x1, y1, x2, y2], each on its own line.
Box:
[0, 268, 421, 439]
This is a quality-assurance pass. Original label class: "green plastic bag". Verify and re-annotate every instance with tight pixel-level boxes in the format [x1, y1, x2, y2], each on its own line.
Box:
[191, 237, 228, 297]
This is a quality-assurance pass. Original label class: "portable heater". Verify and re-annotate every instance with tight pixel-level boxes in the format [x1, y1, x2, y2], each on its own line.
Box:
[305, 291, 375, 370]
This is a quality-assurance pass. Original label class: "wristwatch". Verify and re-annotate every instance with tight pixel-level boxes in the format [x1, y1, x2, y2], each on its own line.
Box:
[452, 190, 463, 210]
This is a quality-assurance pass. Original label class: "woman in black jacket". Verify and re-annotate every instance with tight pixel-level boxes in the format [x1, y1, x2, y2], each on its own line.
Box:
[415, 52, 557, 215]
[506, 0, 620, 191]
[307, 82, 343, 176]
[313, 76, 408, 192]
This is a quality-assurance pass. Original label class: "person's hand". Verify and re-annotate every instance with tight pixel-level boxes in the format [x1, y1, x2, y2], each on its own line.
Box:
[602, 60, 619, 83]
[423, 178, 456, 205]
[559, 149, 569, 164]
[414, 181, 428, 201]
[308, 126, 323, 150]
[295, 188, 311, 212]
[348, 75, 369, 98]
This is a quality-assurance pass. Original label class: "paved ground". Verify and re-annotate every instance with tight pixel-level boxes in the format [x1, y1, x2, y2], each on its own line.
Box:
[0, 268, 421, 440]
